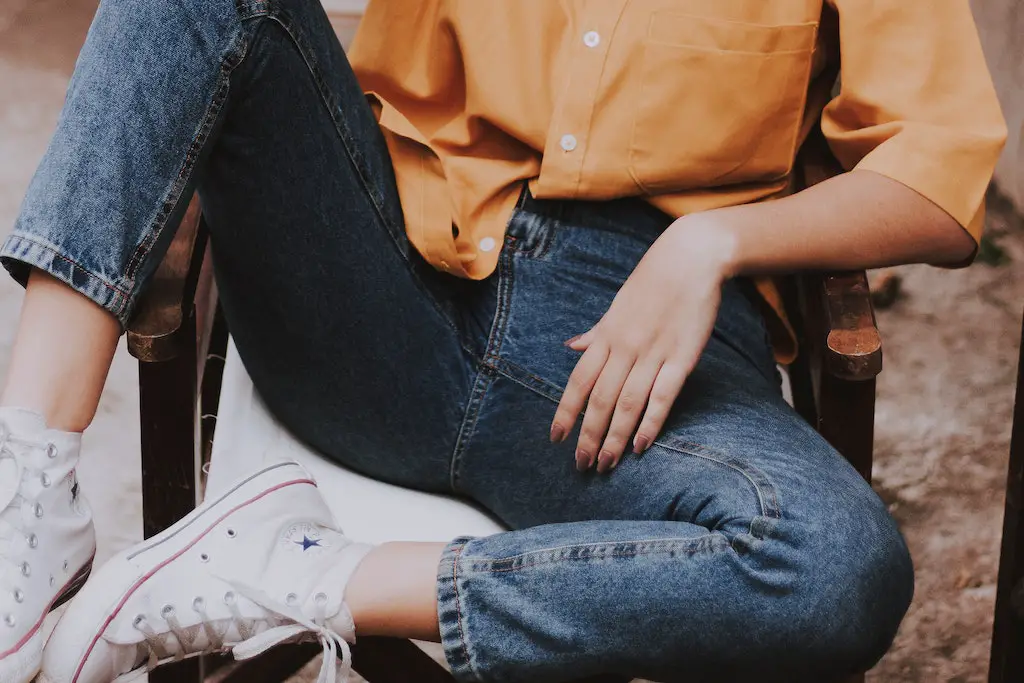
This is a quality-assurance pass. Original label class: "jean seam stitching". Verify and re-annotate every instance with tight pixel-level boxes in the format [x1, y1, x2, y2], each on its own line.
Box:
[450, 543, 476, 677]
[449, 365, 494, 493]
[265, 10, 463, 339]
[488, 358, 563, 403]
[122, 33, 246, 292]
[485, 354, 782, 531]
[4, 234, 130, 315]
[449, 250, 515, 491]
[461, 536, 731, 574]
[654, 438, 782, 522]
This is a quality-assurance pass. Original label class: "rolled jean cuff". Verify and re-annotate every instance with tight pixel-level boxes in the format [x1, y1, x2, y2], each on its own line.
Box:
[437, 535, 482, 682]
[0, 232, 133, 326]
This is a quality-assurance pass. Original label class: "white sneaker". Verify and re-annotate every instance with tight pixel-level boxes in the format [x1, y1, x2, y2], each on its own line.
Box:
[41, 460, 372, 683]
[0, 407, 96, 683]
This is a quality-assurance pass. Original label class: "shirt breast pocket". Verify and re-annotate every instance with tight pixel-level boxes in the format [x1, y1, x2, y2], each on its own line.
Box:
[628, 12, 817, 193]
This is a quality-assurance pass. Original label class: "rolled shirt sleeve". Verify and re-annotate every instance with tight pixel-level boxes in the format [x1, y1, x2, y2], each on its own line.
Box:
[821, 0, 1007, 245]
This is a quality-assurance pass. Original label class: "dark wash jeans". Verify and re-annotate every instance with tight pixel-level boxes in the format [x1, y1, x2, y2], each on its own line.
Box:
[2, 1, 914, 681]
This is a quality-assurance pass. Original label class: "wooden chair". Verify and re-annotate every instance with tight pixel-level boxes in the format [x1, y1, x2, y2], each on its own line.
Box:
[989, 312, 1024, 683]
[122, 118, 882, 683]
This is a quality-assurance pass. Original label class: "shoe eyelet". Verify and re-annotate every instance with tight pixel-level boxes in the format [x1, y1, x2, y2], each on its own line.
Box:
[223, 591, 236, 606]
[20, 562, 30, 578]
[3, 614, 14, 627]
[313, 592, 328, 606]
[34, 503, 44, 519]
[161, 604, 175, 618]
[285, 593, 298, 606]
[226, 528, 236, 538]
[133, 615, 146, 628]
[192, 597, 206, 612]
[62, 560, 68, 572]
[46, 443, 58, 459]
[12, 589, 23, 604]
[199, 553, 210, 563]
[26, 534, 37, 549]
[40, 473, 51, 488]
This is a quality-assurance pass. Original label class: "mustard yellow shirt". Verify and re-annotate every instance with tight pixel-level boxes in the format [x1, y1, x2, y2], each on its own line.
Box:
[349, 0, 1006, 361]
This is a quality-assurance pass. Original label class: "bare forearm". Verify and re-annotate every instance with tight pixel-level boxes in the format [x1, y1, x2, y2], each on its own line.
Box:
[680, 169, 977, 278]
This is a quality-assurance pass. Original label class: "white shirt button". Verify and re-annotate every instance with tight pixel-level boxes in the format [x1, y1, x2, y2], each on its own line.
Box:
[583, 31, 601, 48]
[560, 134, 578, 152]
[478, 236, 497, 253]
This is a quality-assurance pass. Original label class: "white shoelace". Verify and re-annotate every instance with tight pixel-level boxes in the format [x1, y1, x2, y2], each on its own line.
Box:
[0, 433, 50, 616]
[130, 579, 351, 683]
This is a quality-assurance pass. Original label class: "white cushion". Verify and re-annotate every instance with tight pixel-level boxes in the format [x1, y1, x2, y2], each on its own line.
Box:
[205, 339, 507, 544]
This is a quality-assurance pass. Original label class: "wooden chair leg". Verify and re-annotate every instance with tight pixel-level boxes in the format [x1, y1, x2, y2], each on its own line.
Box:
[816, 373, 876, 482]
[138, 306, 206, 683]
[989, 315, 1024, 683]
[816, 359, 875, 683]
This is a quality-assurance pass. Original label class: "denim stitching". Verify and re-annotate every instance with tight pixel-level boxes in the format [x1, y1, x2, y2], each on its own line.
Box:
[485, 349, 782, 526]
[654, 438, 782, 521]
[449, 246, 516, 491]
[487, 357, 563, 403]
[123, 32, 245, 292]
[4, 234, 129, 303]
[450, 542, 475, 675]
[449, 365, 495, 493]
[265, 10, 463, 339]
[235, 0, 270, 18]
[460, 535, 731, 575]
[487, 242, 516, 359]
[267, 8, 397, 238]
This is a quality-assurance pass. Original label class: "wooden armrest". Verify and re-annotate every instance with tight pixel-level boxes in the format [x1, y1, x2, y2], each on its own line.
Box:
[790, 107, 881, 382]
[800, 271, 882, 382]
[126, 195, 208, 363]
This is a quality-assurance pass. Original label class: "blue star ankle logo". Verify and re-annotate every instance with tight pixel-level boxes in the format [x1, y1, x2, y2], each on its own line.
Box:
[296, 535, 322, 551]
[281, 522, 331, 554]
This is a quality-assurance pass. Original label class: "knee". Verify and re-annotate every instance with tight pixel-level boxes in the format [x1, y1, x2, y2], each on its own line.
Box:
[781, 506, 914, 676]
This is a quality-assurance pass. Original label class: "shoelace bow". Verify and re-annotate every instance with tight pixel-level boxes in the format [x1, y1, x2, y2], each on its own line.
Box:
[131, 579, 351, 683]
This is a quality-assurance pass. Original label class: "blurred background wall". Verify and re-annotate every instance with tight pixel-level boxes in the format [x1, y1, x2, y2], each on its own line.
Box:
[971, 0, 1024, 208]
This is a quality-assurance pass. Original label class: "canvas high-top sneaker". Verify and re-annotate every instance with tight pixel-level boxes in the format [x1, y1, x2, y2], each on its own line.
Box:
[41, 461, 373, 683]
[0, 407, 96, 683]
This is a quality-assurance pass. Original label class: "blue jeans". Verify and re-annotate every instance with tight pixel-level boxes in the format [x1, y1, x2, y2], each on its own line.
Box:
[3, 1, 913, 681]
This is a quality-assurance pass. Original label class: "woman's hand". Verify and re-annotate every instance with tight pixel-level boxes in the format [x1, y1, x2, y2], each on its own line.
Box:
[549, 216, 736, 473]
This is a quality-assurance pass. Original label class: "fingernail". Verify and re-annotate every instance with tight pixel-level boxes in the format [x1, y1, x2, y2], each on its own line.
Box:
[633, 435, 650, 454]
[597, 450, 616, 473]
[563, 334, 582, 347]
[575, 449, 591, 472]
[550, 424, 565, 443]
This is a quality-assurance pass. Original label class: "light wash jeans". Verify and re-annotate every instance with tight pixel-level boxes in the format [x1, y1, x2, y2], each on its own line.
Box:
[2, 1, 913, 681]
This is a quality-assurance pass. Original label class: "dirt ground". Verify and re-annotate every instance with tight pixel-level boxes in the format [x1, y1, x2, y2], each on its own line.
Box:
[2, 2, 1022, 682]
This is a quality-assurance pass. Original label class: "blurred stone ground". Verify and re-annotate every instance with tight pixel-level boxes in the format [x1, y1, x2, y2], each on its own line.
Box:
[1, 2, 1022, 681]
